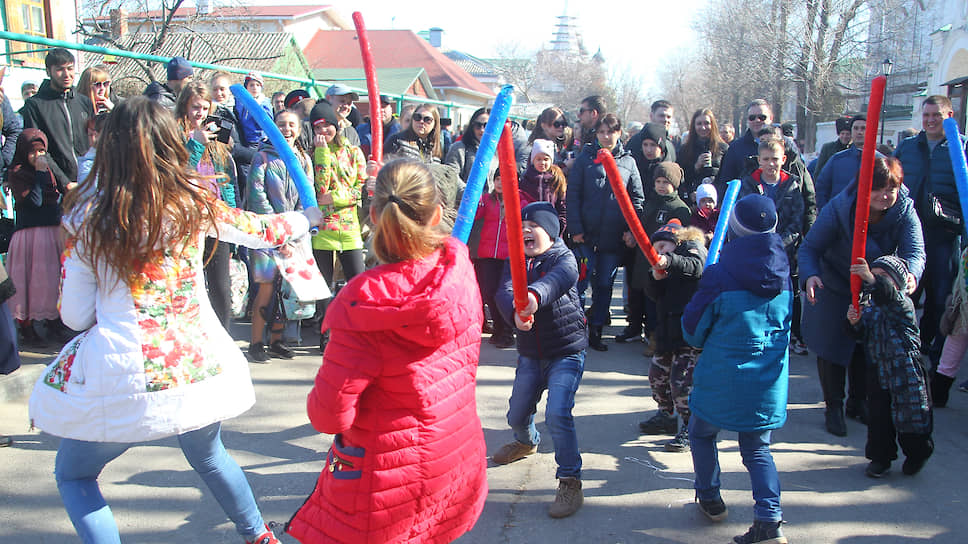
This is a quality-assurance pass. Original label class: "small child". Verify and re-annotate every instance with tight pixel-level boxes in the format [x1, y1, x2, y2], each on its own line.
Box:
[474, 170, 532, 348]
[492, 201, 588, 519]
[625, 162, 692, 355]
[637, 219, 707, 451]
[682, 194, 791, 544]
[847, 256, 933, 478]
[520, 139, 567, 234]
[690, 182, 719, 246]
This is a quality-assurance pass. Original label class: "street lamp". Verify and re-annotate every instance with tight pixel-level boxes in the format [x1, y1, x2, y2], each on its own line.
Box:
[880, 58, 894, 145]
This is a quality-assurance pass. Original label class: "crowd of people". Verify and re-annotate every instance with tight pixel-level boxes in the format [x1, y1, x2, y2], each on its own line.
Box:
[0, 47, 964, 544]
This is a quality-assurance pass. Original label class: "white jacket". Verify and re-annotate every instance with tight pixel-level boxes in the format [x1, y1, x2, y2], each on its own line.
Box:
[29, 201, 310, 442]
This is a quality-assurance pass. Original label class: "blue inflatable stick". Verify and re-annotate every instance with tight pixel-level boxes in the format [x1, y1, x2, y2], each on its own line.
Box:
[943, 117, 968, 238]
[230, 84, 318, 211]
[705, 179, 741, 268]
[452, 85, 514, 243]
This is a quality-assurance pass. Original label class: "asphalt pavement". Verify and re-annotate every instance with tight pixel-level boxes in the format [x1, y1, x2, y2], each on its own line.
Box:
[1, 308, 966, 543]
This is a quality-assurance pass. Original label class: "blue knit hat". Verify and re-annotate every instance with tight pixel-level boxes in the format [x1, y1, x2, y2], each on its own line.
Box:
[522, 201, 560, 240]
[729, 194, 777, 238]
[167, 56, 192, 81]
[871, 255, 909, 290]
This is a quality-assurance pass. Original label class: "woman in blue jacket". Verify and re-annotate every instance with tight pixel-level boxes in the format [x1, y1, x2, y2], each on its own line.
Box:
[798, 157, 925, 437]
[565, 114, 644, 351]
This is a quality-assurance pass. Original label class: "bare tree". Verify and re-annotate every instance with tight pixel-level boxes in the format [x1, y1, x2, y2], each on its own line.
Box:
[608, 64, 649, 124]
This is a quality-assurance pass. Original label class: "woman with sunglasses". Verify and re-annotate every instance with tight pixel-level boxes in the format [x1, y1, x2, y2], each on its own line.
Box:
[385, 103, 443, 164]
[444, 107, 490, 183]
[76, 65, 113, 114]
[528, 107, 573, 165]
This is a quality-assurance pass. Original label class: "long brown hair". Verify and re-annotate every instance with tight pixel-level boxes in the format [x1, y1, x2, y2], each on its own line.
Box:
[403, 103, 442, 159]
[680, 109, 725, 167]
[76, 65, 111, 111]
[528, 106, 567, 147]
[64, 97, 218, 286]
[175, 83, 232, 168]
[370, 159, 445, 263]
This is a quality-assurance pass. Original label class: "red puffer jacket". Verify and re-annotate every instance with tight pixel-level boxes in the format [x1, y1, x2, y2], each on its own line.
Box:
[287, 238, 487, 544]
[474, 191, 533, 260]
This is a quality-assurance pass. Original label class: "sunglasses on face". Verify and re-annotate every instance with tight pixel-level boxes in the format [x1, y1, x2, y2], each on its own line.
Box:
[748, 114, 768, 122]
[472, 121, 487, 129]
[413, 114, 435, 124]
[552, 120, 568, 128]
[93, 80, 111, 88]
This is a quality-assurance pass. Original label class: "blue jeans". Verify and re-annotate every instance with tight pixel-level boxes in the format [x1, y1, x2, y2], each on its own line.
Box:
[689, 416, 782, 522]
[55, 422, 266, 543]
[573, 244, 622, 327]
[506, 351, 585, 479]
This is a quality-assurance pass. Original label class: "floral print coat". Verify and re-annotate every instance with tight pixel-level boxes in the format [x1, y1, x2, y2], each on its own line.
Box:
[310, 142, 367, 252]
[28, 200, 311, 442]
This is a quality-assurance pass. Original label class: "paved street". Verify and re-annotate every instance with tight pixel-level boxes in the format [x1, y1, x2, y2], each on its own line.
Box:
[2, 313, 966, 543]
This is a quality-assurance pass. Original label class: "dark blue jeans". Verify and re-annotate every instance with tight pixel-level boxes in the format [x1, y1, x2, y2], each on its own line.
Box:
[689, 416, 782, 522]
[921, 230, 960, 362]
[506, 351, 585, 478]
[573, 244, 622, 327]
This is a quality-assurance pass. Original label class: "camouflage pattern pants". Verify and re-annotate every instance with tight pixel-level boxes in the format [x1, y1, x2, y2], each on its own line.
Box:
[649, 347, 701, 422]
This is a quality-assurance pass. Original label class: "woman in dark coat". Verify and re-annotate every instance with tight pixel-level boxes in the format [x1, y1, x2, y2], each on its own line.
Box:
[385, 103, 443, 164]
[676, 109, 728, 205]
[798, 157, 924, 437]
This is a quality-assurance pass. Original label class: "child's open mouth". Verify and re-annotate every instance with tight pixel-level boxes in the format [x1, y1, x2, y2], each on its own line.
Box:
[523, 234, 535, 249]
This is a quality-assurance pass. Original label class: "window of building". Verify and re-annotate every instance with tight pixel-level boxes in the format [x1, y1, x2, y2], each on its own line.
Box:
[4, 0, 52, 66]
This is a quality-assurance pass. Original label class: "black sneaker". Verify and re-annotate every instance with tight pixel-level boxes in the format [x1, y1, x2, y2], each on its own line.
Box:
[639, 411, 678, 435]
[615, 329, 642, 343]
[664, 427, 690, 452]
[902, 456, 929, 476]
[696, 495, 727, 522]
[488, 333, 515, 348]
[865, 460, 891, 478]
[269, 340, 294, 359]
[248, 342, 271, 363]
[733, 520, 787, 544]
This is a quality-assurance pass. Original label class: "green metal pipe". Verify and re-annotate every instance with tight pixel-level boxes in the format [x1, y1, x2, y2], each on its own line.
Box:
[0, 31, 525, 120]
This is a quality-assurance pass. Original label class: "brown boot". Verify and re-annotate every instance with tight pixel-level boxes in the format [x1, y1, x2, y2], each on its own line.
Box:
[492, 441, 538, 464]
[548, 477, 583, 518]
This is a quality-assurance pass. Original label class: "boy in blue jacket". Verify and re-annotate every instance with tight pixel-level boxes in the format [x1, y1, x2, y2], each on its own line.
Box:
[681, 195, 791, 544]
[493, 202, 588, 519]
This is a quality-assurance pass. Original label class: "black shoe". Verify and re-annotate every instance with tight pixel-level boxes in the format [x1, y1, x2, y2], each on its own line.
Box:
[488, 333, 515, 348]
[733, 520, 787, 544]
[664, 427, 690, 452]
[269, 340, 294, 359]
[696, 495, 727, 522]
[615, 328, 642, 343]
[845, 399, 868, 425]
[248, 342, 271, 363]
[865, 460, 891, 478]
[902, 456, 929, 476]
[931, 373, 955, 408]
[639, 411, 678, 435]
[589, 327, 608, 352]
[825, 406, 847, 437]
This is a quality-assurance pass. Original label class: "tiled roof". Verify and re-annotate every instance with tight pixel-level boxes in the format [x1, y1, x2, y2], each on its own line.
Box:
[103, 5, 335, 21]
[442, 51, 497, 77]
[311, 67, 434, 99]
[84, 32, 309, 93]
[303, 30, 494, 97]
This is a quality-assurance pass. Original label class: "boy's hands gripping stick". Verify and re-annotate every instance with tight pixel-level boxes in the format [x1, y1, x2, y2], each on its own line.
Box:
[596, 148, 666, 278]
[352, 11, 382, 196]
[943, 117, 968, 239]
[499, 122, 533, 326]
[850, 75, 886, 312]
[705, 179, 741, 267]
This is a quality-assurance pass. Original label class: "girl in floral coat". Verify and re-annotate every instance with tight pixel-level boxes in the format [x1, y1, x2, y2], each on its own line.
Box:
[287, 159, 488, 544]
[28, 98, 323, 544]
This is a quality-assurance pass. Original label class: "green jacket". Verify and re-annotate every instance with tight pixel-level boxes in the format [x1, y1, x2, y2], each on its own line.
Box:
[311, 142, 367, 251]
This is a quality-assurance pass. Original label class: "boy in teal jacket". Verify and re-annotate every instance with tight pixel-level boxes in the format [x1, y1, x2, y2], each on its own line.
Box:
[681, 195, 791, 544]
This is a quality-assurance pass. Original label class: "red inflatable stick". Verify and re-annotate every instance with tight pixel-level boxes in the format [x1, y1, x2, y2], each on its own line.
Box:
[596, 148, 665, 277]
[850, 75, 887, 311]
[498, 122, 532, 325]
[352, 11, 382, 195]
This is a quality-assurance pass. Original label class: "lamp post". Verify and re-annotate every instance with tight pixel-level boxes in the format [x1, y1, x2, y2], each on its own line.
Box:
[880, 57, 894, 145]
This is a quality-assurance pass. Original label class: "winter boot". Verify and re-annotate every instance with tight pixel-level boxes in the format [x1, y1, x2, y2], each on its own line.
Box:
[824, 404, 847, 437]
[639, 410, 678, 435]
[548, 477, 583, 518]
[733, 520, 787, 544]
[931, 372, 955, 408]
[589, 326, 608, 351]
